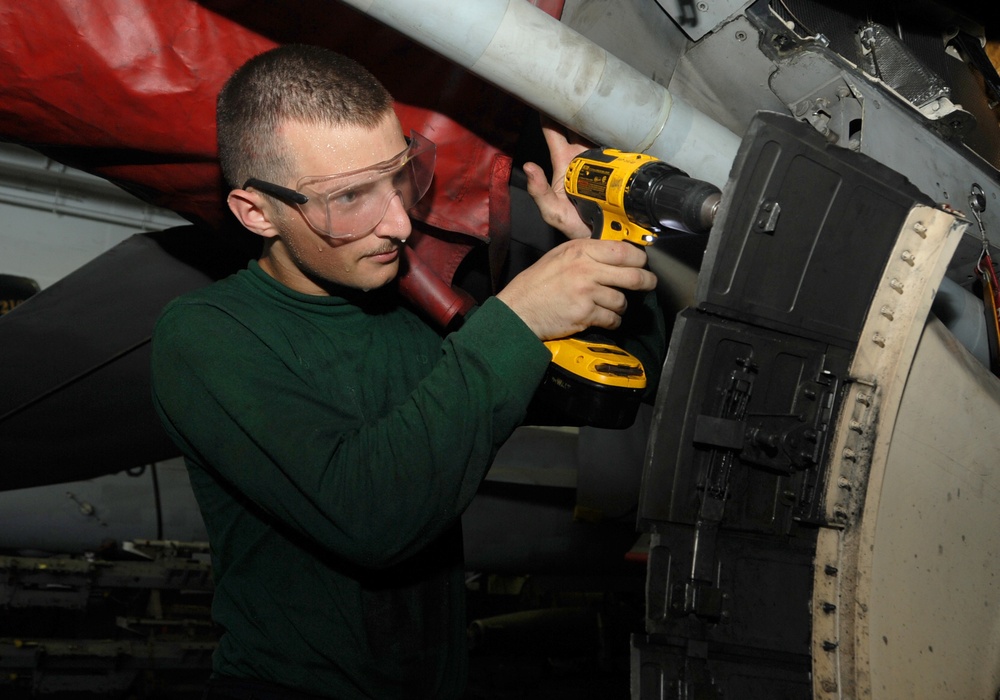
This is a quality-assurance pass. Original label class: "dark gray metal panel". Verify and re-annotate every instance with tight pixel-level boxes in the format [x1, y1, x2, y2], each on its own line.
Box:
[697, 112, 932, 347]
[638, 310, 851, 529]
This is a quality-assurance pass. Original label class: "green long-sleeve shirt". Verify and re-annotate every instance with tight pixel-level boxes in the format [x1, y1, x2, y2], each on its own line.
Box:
[151, 259, 664, 699]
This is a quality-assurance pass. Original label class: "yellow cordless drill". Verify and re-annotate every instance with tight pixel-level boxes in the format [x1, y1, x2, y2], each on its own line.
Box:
[538, 148, 721, 429]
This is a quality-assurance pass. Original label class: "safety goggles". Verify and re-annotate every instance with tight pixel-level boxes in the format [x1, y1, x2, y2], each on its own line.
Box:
[244, 131, 436, 241]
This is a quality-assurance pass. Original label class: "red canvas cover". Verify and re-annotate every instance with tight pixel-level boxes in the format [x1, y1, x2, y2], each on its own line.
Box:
[0, 0, 565, 298]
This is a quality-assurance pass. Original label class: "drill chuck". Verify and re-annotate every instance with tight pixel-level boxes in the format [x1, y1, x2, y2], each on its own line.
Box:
[623, 160, 720, 235]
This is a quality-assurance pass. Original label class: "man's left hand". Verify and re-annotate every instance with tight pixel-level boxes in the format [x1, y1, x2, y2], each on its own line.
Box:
[523, 119, 593, 240]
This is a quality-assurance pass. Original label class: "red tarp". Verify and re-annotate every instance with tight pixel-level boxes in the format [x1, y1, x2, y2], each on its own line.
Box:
[0, 0, 565, 295]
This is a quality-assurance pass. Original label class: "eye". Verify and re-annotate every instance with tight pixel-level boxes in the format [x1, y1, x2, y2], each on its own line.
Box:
[331, 181, 377, 207]
[333, 189, 361, 206]
[326, 175, 399, 211]
[391, 169, 410, 189]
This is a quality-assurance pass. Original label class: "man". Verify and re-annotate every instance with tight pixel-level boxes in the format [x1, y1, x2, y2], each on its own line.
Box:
[151, 44, 664, 699]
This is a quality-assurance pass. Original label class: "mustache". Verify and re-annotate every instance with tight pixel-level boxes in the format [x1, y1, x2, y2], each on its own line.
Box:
[364, 240, 405, 257]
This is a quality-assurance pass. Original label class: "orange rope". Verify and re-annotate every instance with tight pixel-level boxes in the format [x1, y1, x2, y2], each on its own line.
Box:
[976, 250, 1000, 375]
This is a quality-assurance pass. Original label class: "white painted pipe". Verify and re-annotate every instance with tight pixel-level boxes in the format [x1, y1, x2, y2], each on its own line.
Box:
[337, 0, 740, 188]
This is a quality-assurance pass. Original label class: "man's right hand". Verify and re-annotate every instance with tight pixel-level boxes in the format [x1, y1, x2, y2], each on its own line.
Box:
[495, 238, 657, 341]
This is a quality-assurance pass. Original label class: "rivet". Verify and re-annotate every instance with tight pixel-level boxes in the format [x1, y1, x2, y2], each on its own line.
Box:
[900, 250, 915, 266]
[889, 278, 904, 294]
[913, 222, 927, 238]
[872, 332, 886, 347]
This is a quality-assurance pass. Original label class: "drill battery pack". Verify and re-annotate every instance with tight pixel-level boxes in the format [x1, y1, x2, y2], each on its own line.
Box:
[537, 337, 646, 429]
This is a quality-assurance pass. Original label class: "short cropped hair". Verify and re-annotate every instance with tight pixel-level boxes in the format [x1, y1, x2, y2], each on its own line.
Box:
[217, 44, 395, 191]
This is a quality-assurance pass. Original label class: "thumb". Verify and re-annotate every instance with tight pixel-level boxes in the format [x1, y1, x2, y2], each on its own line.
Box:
[523, 161, 550, 199]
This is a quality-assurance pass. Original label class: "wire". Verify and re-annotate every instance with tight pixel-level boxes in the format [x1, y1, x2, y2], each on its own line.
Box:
[972, 184, 1000, 376]
[151, 463, 164, 541]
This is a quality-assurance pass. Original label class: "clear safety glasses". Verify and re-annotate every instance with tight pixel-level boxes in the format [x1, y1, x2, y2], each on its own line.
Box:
[244, 131, 436, 241]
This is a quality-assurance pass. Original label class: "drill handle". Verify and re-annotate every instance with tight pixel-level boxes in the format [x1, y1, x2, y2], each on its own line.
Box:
[570, 195, 655, 246]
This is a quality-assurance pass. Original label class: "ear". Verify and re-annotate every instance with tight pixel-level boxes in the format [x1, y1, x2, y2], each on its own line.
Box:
[227, 189, 280, 239]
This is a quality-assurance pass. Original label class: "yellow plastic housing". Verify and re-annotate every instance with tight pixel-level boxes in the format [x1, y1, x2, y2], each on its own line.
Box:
[544, 337, 646, 389]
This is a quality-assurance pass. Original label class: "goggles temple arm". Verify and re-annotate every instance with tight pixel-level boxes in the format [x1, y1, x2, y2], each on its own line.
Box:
[243, 178, 309, 205]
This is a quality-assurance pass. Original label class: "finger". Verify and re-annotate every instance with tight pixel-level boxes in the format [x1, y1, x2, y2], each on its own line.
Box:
[583, 304, 625, 331]
[540, 121, 570, 156]
[552, 292, 625, 333]
[540, 116, 592, 151]
[604, 265, 658, 293]
[589, 285, 629, 316]
[580, 256, 657, 293]
[578, 239, 651, 268]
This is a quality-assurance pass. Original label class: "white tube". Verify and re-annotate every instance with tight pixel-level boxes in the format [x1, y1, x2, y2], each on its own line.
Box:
[932, 275, 990, 367]
[338, 0, 740, 188]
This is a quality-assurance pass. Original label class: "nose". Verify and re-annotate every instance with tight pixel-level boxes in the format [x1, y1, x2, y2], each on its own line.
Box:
[373, 191, 412, 240]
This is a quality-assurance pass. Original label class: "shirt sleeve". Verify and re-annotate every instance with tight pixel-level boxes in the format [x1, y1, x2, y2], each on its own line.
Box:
[151, 296, 551, 569]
